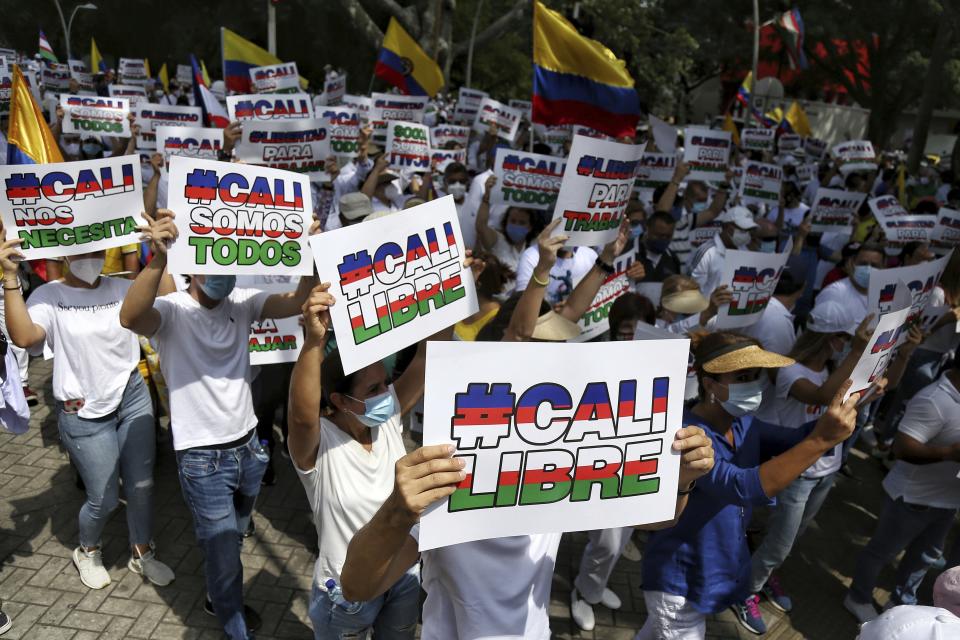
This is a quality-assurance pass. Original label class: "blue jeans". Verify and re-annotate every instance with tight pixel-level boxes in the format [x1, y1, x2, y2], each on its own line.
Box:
[849, 494, 957, 606]
[177, 431, 267, 640]
[308, 570, 420, 640]
[749, 473, 835, 593]
[58, 371, 155, 548]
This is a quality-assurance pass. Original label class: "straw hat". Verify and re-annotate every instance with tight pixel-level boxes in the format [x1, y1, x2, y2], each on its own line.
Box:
[701, 342, 795, 374]
[531, 311, 581, 342]
[661, 289, 709, 315]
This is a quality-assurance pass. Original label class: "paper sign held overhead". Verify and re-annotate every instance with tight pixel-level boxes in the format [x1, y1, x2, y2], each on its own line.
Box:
[319, 106, 361, 158]
[227, 93, 314, 121]
[738, 161, 783, 208]
[634, 152, 676, 202]
[155, 126, 223, 161]
[832, 140, 876, 174]
[683, 127, 732, 182]
[932, 208, 960, 252]
[741, 128, 775, 152]
[869, 195, 935, 245]
[430, 125, 470, 149]
[133, 103, 202, 149]
[60, 94, 131, 137]
[249, 62, 300, 93]
[648, 115, 676, 154]
[714, 245, 792, 330]
[491, 148, 565, 211]
[808, 188, 866, 234]
[385, 121, 431, 173]
[234, 118, 330, 177]
[370, 92, 428, 143]
[844, 284, 912, 402]
[866, 253, 950, 329]
[473, 97, 522, 142]
[108, 84, 147, 105]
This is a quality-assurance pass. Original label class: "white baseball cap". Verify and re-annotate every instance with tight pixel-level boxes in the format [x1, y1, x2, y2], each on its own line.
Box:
[718, 206, 758, 230]
[807, 301, 859, 335]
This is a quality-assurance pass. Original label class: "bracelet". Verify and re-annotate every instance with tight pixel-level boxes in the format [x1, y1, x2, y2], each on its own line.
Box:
[531, 272, 549, 287]
[678, 480, 697, 496]
[594, 257, 614, 275]
[3, 285, 20, 291]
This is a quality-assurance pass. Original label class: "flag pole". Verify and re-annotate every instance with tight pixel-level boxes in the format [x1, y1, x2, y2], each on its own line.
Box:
[746, 0, 759, 128]
[267, 0, 277, 55]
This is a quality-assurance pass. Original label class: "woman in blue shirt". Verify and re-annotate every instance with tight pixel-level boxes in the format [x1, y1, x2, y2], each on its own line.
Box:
[637, 331, 860, 639]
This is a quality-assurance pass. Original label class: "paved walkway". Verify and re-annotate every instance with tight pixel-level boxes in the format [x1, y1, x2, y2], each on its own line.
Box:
[0, 358, 942, 639]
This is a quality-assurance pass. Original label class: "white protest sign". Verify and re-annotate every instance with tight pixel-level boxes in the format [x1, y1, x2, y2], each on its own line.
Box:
[473, 97, 522, 142]
[319, 105, 361, 158]
[0, 156, 143, 259]
[238, 275, 305, 365]
[234, 118, 330, 177]
[741, 128, 775, 152]
[118, 58, 149, 86]
[385, 121, 430, 172]
[714, 246, 792, 329]
[573, 251, 635, 341]
[832, 140, 876, 174]
[249, 62, 301, 93]
[869, 195, 935, 244]
[795, 162, 818, 184]
[932, 208, 960, 252]
[648, 114, 676, 153]
[634, 152, 676, 201]
[155, 126, 223, 161]
[690, 224, 721, 250]
[573, 124, 614, 142]
[418, 339, 688, 550]
[108, 84, 147, 106]
[778, 133, 801, 153]
[551, 134, 643, 247]
[341, 94, 372, 124]
[491, 148, 565, 211]
[845, 295, 911, 401]
[166, 156, 314, 276]
[508, 99, 532, 121]
[805, 137, 827, 159]
[430, 148, 467, 173]
[809, 188, 867, 234]
[454, 87, 487, 125]
[60, 94, 130, 137]
[430, 124, 470, 149]
[42, 64, 71, 92]
[226, 93, 313, 121]
[175, 64, 192, 85]
[918, 302, 951, 334]
[683, 127, 732, 182]
[370, 92, 428, 143]
[309, 196, 479, 375]
[0, 64, 11, 116]
[867, 254, 950, 327]
[134, 103, 202, 149]
[738, 161, 783, 208]
[323, 72, 347, 106]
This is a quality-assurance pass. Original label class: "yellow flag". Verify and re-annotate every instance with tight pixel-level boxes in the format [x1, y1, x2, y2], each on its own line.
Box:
[375, 17, 444, 97]
[722, 113, 740, 147]
[144, 58, 151, 79]
[785, 101, 812, 138]
[90, 37, 105, 73]
[158, 63, 169, 93]
[200, 60, 211, 87]
[7, 65, 63, 164]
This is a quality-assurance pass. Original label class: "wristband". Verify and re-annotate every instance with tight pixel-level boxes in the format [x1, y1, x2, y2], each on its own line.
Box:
[678, 480, 696, 496]
[3, 285, 20, 291]
[594, 258, 614, 275]
[531, 272, 549, 287]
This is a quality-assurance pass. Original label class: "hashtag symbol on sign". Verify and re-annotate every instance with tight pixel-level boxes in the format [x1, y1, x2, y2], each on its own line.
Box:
[450, 382, 515, 450]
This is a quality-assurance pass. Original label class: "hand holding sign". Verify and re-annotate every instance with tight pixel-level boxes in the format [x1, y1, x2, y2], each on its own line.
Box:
[0, 235, 24, 273]
[302, 282, 335, 345]
[674, 426, 715, 489]
[812, 380, 860, 446]
[389, 445, 465, 525]
[138, 208, 179, 256]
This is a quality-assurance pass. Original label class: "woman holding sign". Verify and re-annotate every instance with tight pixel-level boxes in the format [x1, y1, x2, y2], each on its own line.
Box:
[637, 331, 860, 639]
[0, 220, 176, 592]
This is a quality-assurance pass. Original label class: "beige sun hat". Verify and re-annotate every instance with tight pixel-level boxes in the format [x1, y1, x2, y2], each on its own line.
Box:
[661, 289, 710, 315]
[532, 311, 581, 342]
[701, 342, 795, 374]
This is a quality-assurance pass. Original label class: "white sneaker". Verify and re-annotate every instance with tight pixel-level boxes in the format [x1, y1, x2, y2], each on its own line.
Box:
[571, 589, 596, 631]
[73, 546, 111, 589]
[128, 550, 175, 587]
[601, 587, 622, 610]
[621, 538, 642, 562]
[843, 594, 879, 624]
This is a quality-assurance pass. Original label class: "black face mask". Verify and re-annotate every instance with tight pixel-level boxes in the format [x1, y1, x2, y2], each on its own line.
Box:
[646, 237, 671, 254]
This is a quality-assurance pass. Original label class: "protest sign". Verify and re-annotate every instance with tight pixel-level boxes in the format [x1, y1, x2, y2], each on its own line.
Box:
[683, 127, 732, 182]
[932, 208, 960, 252]
[134, 103, 202, 149]
[234, 118, 330, 176]
[454, 87, 487, 125]
[738, 161, 783, 208]
[573, 125, 614, 141]
[869, 195, 935, 244]
[508, 99, 532, 121]
[634, 152, 676, 201]
[319, 105, 360, 157]
[714, 246, 792, 329]
[42, 63, 71, 92]
[0, 155, 143, 259]
[227, 93, 313, 121]
[918, 302, 952, 334]
[341, 94, 371, 125]
[491, 148, 565, 211]
[741, 128, 775, 152]
[309, 196, 479, 374]
[690, 223, 721, 250]
[778, 133, 801, 153]
[249, 62, 300, 93]
[238, 275, 305, 365]
[385, 121, 430, 172]
[0, 64, 11, 115]
[832, 140, 876, 174]
[118, 58, 149, 86]
[430, 124, 470, 149]
[648, 114, 676, 154]
[370, 92, 428, 143]
[418, 338, 688, 550]
[573, 251, 635, 341]
[867, 254, 950, 328]
[60, 95, 130, 137]
[108, 84, 147, 106]
[175, 64, 192, 86]
[534, 124, 572, 156]
[808, 188, 867, 234]
[473, 97, 522, 142]
[845, 292, 911, 401]
[323, 72, 347, 106]
[805, 137, 827, 159]
[430, 148, 467, 173]
[155, 126, 223, 161]
[166, 156, 314, 276]
[551, 134, 643, 247]
[795, 162, 818, 184]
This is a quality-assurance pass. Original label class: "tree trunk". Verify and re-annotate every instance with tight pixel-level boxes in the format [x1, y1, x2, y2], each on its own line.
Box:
[330, 0, 385, 50]
[907, 14, 952, 173]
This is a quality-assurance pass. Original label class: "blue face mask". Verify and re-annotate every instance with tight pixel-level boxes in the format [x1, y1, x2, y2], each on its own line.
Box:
[347, 390, 396, 427]
[853, 264, 871, 289]
[82, 143, 102, 157]
[199, 275, 236, 300]
[630, 221, 645, 239]
[719, 378, 766, 417]
[691, 201, 708, 214]
[759, 240, 778, 253]
[505, 222, 529, 244]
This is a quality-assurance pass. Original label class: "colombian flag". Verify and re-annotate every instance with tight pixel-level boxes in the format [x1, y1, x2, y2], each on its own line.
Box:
[532, 1, 639, 139]
[39, 30, 58, 64]
[91, 38, 107, 73]
[6, 65, 63, 165]
[191, 55, 229, 128]
[374, 17, 444, 97]
[783, 101, 812, 137]
[221, 27, 308, 93]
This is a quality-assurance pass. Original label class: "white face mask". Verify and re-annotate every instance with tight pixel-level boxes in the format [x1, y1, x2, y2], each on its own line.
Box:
[68, 257, 105, 284]
[731, 228, 752, 248]
[63, 142, 80, 157]
[446, 182, 467, 199]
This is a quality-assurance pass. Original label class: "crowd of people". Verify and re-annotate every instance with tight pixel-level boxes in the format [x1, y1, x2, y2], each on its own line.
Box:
[0, 55, 959, 640]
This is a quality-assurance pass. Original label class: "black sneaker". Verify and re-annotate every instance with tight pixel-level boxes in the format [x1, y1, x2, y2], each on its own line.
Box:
[21, 386, 37, 407]
[243, 519, 255, 538]
[0, 606, 11, 636]
[203, 597, 261, 632]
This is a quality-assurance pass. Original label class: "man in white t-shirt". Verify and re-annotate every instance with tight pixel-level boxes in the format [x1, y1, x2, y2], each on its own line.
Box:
[814, 243, 885, 326]
[844, 365, 960, 624]
[742, 270, 804, 356]
[120, 211, 316, 640]
[338, 429, 716, 640]
[688, 206, 757, 298]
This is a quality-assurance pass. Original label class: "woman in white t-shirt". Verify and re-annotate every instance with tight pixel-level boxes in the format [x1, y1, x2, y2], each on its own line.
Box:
[475, 175, 537, 276]
[288, 282, 442, 640]
[0, 241, 175, 592]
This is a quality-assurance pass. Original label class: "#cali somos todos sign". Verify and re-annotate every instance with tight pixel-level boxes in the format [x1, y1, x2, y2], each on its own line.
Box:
[249, 62, 300, 93]
[165, 156, 314, 276]
[714, 245, 792, 330]
[491, 148, 565, 211]
[226, 93, 314, 121]
[385, 121, 430, 172]
[60, 95, 130, 137]
[238, 275, 305, 365]
[319, 106, 361, 157]
[0, 155, 143, 259]
[683, 127, 732, 182]
[738, 161, 783, 208]
[551, 134, 643, 246]
[309, 196, 479, 375]
[418, 339, 689, 550]
[134, 103, 202, 149]
[234, 118, 330, 175]
[155, 126, 223, 161]
[473, 97, 522, 142]
[431, 125, 470, 149]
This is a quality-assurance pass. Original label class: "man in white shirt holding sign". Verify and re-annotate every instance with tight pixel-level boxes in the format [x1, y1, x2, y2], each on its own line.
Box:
[120, 212, 316, 640]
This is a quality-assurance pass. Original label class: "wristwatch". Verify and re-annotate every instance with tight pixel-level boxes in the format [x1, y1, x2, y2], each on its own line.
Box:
[594, 257, 614, 275]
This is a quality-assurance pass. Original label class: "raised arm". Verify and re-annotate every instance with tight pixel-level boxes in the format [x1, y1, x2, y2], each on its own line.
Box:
[475, 175, 499, 252]
[143, 153, 163, 218]
[0, 231, 45, 349]
[361, 154, 390, 200]
[119, 209, 179, 336]
[505, 220, 565, 341]
[697, 183, 729, 227]
[260, 272, 318, 320]
[789, 315, 873, 406]
[656, 161, 688, 213]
